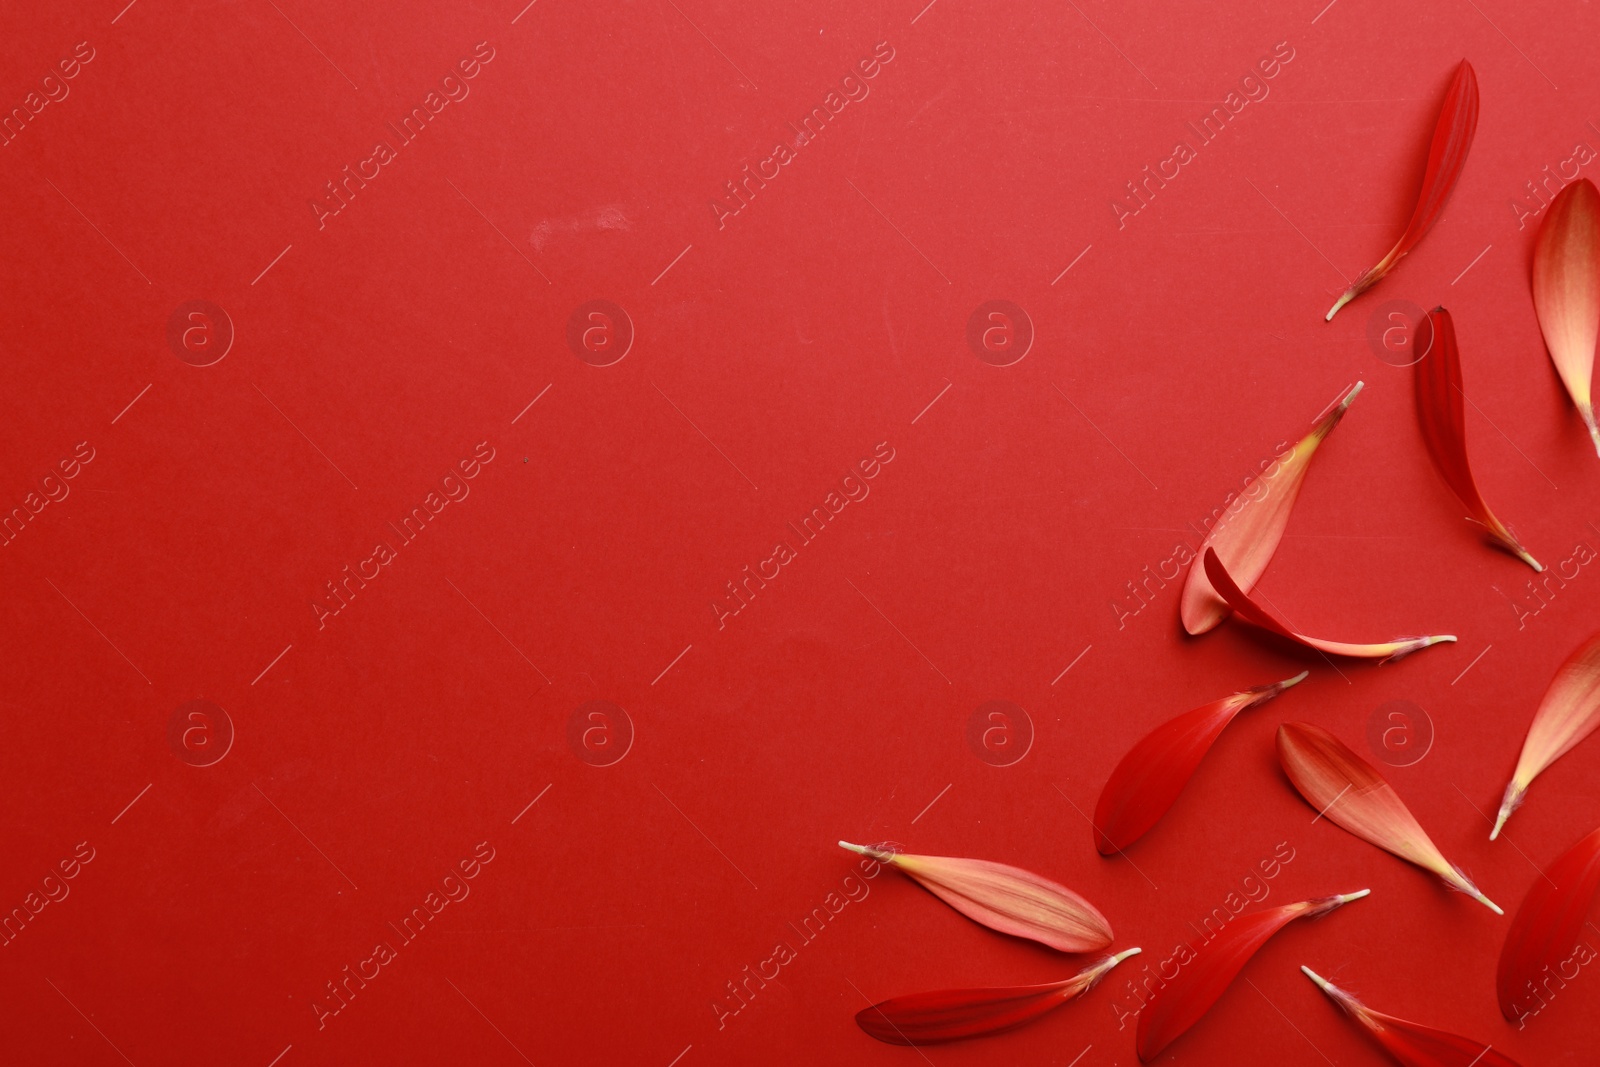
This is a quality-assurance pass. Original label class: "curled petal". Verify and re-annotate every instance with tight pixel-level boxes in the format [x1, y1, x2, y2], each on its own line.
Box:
[838, 842, 1112, 952]
[1415, 308, 1541, 570]
[1204, 549, 1455, 661]
[1135, 891, 1367, 1061]
[1327, 60, 1479, 320]
[1277, 722, 1500, 913]
[1180, 382, 1363, 634]
[1303, 967, 1524, 1066]
[856, 948, 1139, 1045]
[1094, 672, 1307, 853]
[1532, 178, 1600, 454]
[1495, 629, 1600, 838]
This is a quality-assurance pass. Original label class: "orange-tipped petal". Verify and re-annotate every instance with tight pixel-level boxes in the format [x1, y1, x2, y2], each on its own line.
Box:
[1302, 967, 1524, 1066]
[1134, 891, 1367, 1061]
[1203, 549, 1456, 661]
[1326, 61, 1479, 320]
[1181, 382, 1363, 634]
[1493, 629, 1600, 839]
[1415, 308, 1541, 571]
[855, 948, 1139, 1045]
[1093, 672, 1307, 853]
[1532, 178, 1600, 454]
[838, 842, 1113, 952]
[1496, 826, 1600, 1023]
[1277, 722, 1500, 913]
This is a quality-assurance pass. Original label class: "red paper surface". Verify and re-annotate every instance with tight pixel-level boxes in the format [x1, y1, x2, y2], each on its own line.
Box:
[1, 1, 1596, 1064]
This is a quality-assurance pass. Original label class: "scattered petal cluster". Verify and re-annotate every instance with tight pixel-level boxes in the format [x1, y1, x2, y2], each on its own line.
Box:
[843, 57, 1600, 1062]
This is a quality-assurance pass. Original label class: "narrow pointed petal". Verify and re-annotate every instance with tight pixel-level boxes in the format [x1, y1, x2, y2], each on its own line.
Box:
[1277, 722, 1501, 913]
[1326, 61, 1479, 320]
[856, 948, 1140, 1045]
[1094, 672, 1307, 853]
[1302, 967, 1525, 1066]
[1532, 178, 1600, 453]
[1204, 549, 1456, 661]
[1181, 383, 1364, 634]
[838, 842, 1113, 952]
[1496, 827, 1600, 1022]
[1134, 890, 1367, 1061]
[1494, 629, 1600, 838]
[1415, 308, 1541, 570]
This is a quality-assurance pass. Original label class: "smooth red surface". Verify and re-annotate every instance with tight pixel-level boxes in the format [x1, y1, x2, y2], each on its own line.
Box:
[1, 1, 1597, 1064]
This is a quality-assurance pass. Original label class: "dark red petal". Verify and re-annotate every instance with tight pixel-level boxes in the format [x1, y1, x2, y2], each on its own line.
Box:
[1135, 893, 1364, 1060]
[1327, 61, 1479, 319]
[856, 951, 1136, 1045]
[1368, 1015, 1525, 1067]
[1414, 308, 1540, 570]
[856, 982, 1073, 1045]
[1497, 826, 1600, 1022]
[1304, 968, 1524, 1066]
[1094, 675, 1303, 853]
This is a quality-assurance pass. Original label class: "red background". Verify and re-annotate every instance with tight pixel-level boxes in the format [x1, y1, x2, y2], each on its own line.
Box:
[0, 0, 1596, 1063]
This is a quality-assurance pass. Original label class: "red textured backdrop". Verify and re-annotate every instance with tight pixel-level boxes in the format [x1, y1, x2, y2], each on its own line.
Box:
[0, 0, 1595, 1064]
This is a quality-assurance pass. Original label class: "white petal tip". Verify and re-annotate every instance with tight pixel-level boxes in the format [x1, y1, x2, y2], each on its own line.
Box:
[1490, 807, 1511, 841]
[1326, 291, 1355, 321]
[1300, 966, 1333, 991]
[1112, 947, 1143, 964]
[1340, 889, 1372, 903]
